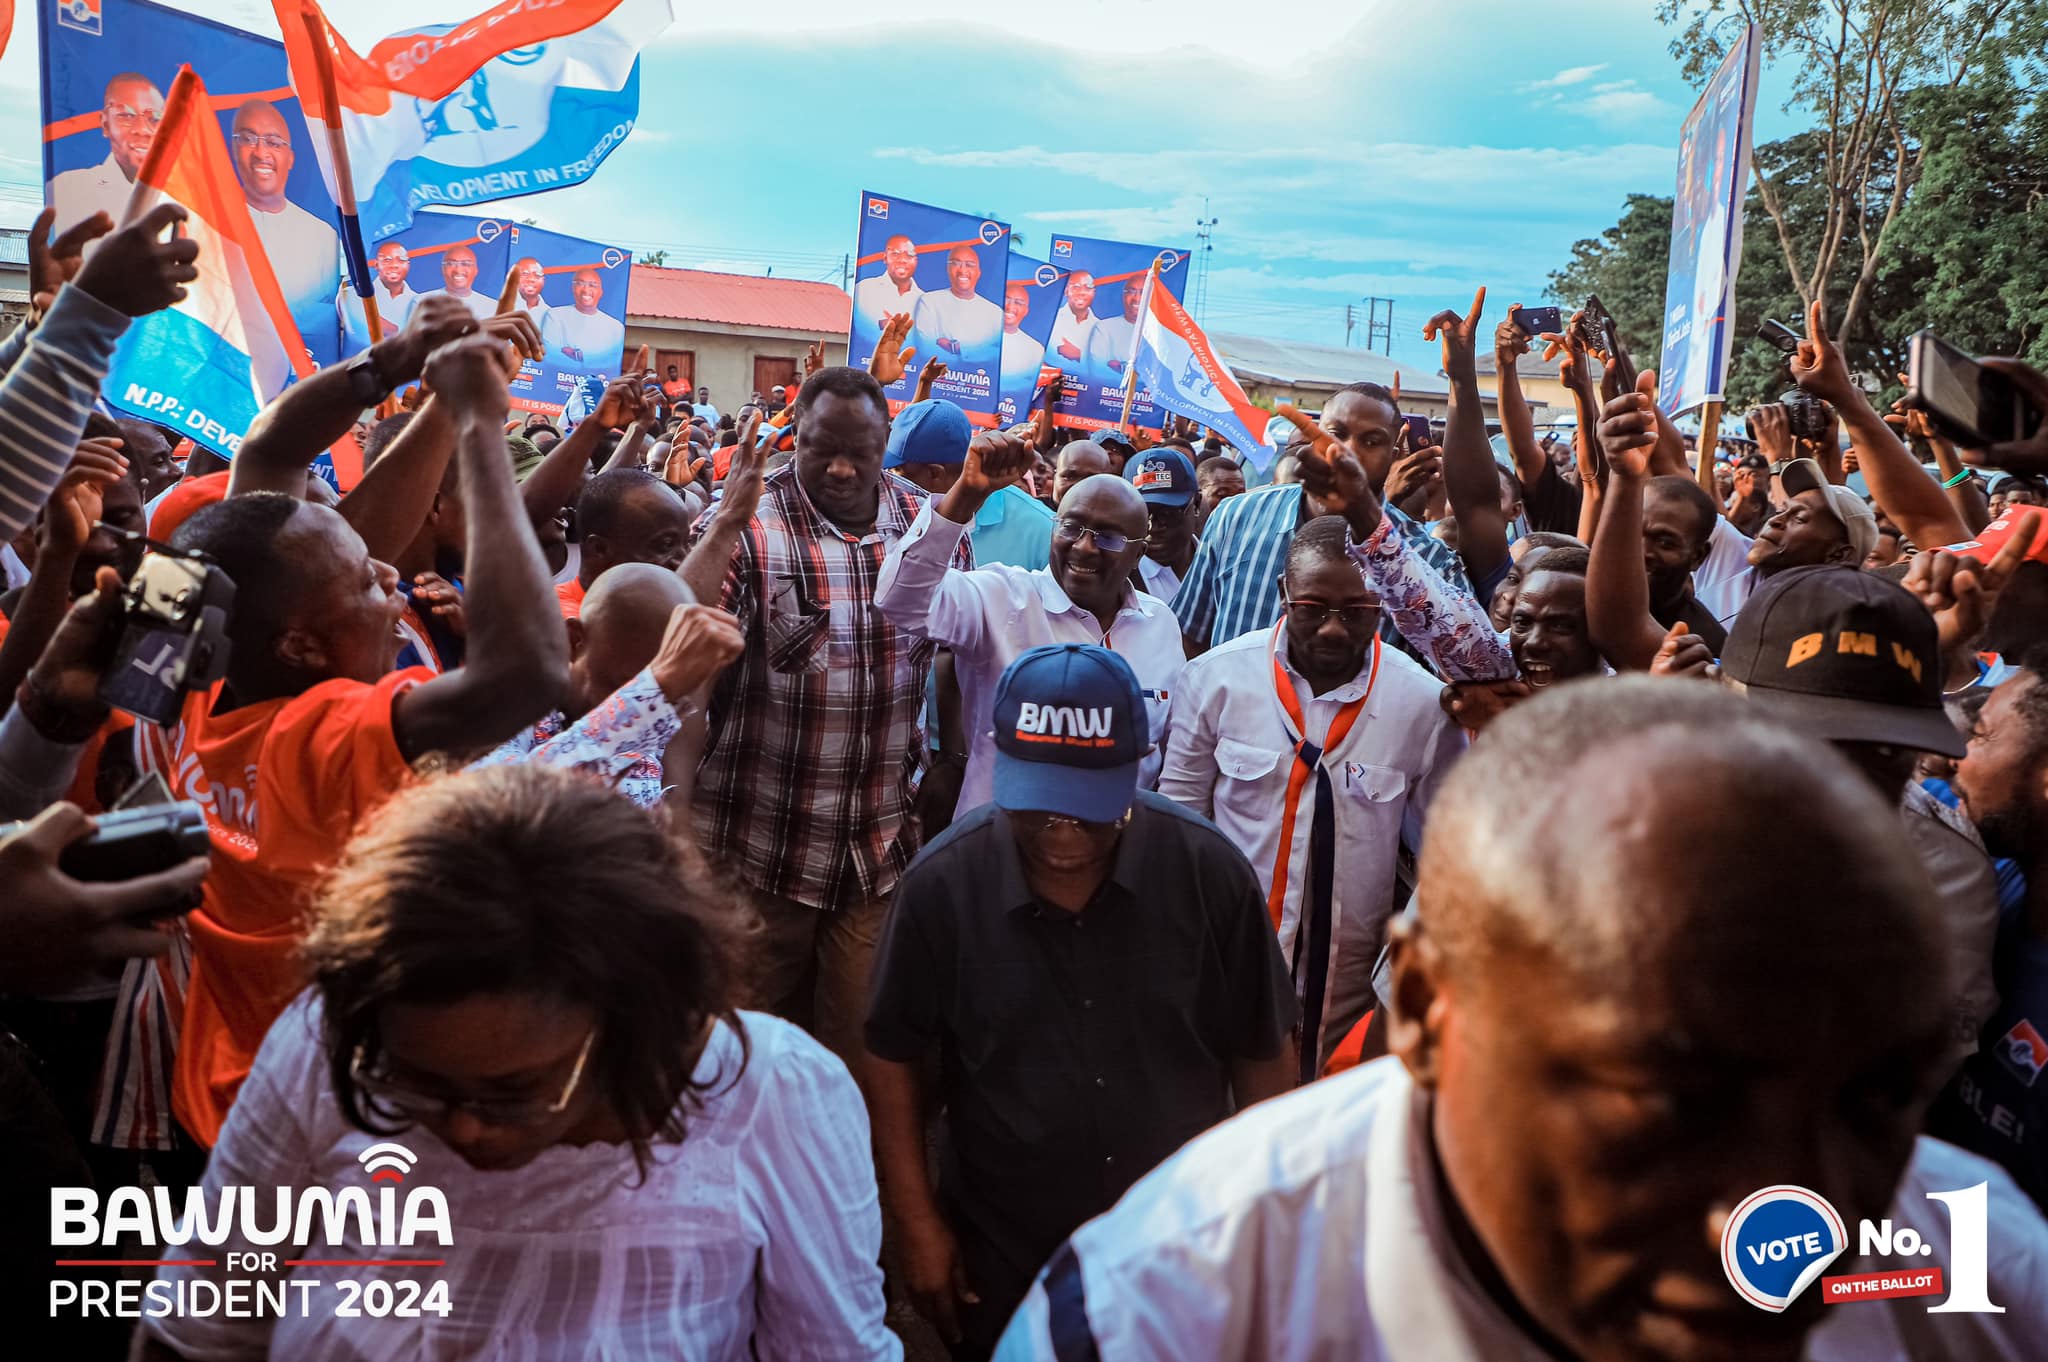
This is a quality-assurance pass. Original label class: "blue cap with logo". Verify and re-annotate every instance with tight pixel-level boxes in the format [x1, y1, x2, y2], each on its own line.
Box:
[1124, 447, 1197, 507]
[883, 398, 973, 469]
[991, 644, 1147, 822]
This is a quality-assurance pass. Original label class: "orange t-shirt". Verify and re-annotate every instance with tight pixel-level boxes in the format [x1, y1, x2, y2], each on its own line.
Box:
[555, 576, 586, 619]
[146, 667, 430, 1146]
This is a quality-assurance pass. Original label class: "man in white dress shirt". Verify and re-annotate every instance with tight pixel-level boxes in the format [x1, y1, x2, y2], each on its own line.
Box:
[999, 282, 1045, 395]
[911, 246, 1003, 369]
[876, 431, 1184, 818]
[853, 233, 924, 333]
[230, 100, 341, 343]
[540, 268, 626, 375]
[1083, 276, 1145, 388]
[369, 241, 420, 335]
[48, 72, 163, 233]
[1045, 270, 1097, 374]
[1000, 676, 2048, 1362]
[512, 254, 551, 325]
[1161, 513, 1461, 1077]
[427, 244, 498, 323]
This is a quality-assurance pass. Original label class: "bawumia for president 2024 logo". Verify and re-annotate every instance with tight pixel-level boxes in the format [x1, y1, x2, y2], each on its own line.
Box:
[1721, 1185, 1846, 1312]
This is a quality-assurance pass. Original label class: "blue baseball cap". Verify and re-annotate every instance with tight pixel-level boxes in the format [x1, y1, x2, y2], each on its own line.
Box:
[991, 644, 1147, 822]
[1124, 447, 1197, 507]
[884, 399, 972, 469]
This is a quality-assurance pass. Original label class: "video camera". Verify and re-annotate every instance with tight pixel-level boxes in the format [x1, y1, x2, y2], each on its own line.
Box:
[98, 548, 235, 727]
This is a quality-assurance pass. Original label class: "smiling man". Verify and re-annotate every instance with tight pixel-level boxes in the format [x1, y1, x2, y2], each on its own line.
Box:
[512, 254, 550, 324]
[430, 243, 496, 322]
[229, 100, 341, 344]
[999, 281, 1046, 396]
[854, 233, 924, 335]
[539, 267, 626, 375]
[1084, 276, 1147, 386]
[911, 245, 1003, 369]
[1047, 270, 1097, 371]
[999, 676, 2048, 1362]
[48, 72, 164, 233]
[1503, 545, 1602, 690]
[368, 241, 420, 334]
[876, 432, 1184, 817]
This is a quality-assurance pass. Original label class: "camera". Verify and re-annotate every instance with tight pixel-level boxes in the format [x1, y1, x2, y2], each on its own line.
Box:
[0, 800, 209, 883]
[1777, 389, 1834, 442]
[98, 550, 235, 726]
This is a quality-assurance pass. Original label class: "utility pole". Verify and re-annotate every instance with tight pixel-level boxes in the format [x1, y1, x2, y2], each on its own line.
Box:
[1192, 199, 1219, 323]
[1364, 297, 1395, 355]
[1344, 303, 1356, 347]
[841, 253, 851, 293]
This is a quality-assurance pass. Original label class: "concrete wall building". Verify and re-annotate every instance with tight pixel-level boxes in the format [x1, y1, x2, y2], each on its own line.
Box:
[624, 265, 849, 413]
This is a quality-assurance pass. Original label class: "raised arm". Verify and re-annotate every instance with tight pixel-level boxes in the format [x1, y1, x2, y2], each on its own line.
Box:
[1585, 374, 1676, 672]
[1428, 287, 1510, 584]
[679, 410, 765, 608]
[517, 374, 647, 527]
[1493, 306, 1548, 491]
[872, 430, 1032, 652]
[1790, 298, 1967, 549]
[388, 331, 568, 761]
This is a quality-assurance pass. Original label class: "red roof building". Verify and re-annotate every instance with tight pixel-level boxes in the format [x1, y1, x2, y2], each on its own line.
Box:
[624, 266, 851, 413]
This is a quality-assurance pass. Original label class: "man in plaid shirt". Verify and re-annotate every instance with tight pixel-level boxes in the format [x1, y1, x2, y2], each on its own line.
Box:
[689, 367, 971, 1066]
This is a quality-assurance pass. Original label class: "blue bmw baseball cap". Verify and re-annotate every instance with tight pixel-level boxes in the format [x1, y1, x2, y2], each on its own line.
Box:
[992, 644, 1147, 822]
[1124, 447, 1197, 507]
[884, 399, 972, 469]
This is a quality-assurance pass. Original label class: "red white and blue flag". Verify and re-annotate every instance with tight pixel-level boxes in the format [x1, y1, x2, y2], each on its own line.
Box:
[102, 65, 313, 461]
[1127, 270, 1274, 468]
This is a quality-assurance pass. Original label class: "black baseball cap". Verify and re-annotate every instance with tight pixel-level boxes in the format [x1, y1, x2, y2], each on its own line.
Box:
[1720, 565, 1963, 757]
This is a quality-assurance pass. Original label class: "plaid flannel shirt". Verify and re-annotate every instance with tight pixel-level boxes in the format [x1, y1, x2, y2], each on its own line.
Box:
[692, 466, 972, 911]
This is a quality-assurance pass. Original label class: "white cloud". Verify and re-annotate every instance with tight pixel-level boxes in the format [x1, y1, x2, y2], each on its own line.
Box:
[1519, 63, 1608, 93]
[1578, 88, 1672, 122]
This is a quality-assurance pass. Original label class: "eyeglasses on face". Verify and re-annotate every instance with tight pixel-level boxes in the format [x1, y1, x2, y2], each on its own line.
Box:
[350, 1028, 595, 1130]
[1284, 599, 1380, 628]
[1053, 517, 1132, 554]
[231, 132, 291, 151]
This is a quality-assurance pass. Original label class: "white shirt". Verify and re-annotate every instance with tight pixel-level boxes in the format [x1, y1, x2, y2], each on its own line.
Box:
[1159, 627, 1461, 1065]
[374, 282, 421, 333]
[247, 198, 342, 330]
[516, 296, 551, 327]
[853, 273, 922, 330]
[427, 288, 498, 323]
[47, 153, 137, 238]
[910, 289, 1003, 366]
[1045, 305, 1097, 371]
[540, 305, 627, 374]
[998, 1055, 2048, 1361]
[1137, 553, 1183, 604]
[1001, 328, 1046, 390]
[875, 502, 1185, 815]
[142, 996, 902, 1362]
[1086, 313, 1138, 384]
[1695, 514, 1759, 626]
[694, 401, 721, 424]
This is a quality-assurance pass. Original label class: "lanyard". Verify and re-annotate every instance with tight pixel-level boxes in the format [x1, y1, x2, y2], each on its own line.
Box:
[1264, 624, 1380, 930]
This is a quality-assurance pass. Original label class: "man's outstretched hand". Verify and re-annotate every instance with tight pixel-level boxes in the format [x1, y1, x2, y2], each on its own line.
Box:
[870, 313, 917, 385]
[72, 202, 199, 317]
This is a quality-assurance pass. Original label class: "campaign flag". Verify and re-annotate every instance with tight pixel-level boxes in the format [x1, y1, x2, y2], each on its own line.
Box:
[340, 209, 512, 351]
[849, 191, 1011, 426]
[1658, 23, 1760, 416]
[995, 252, 1063, 425]
[507, 221, 633, 417]
[1128, 271, 1274, 470]
[1039, 234, 1190, 432]
[40, 0, 348, 364]
[96, 67, 314, 463]
[279, 0, 676, 245]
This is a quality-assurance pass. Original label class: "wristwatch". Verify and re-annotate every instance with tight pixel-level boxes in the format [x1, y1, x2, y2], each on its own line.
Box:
[346, 349, 391, 408]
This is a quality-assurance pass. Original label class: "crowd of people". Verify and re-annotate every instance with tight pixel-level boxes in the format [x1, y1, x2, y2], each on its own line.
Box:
[3, 200, 2048, 1362]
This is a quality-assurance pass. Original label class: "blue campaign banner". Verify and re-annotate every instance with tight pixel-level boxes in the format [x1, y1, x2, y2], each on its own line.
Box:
[508, 221, 633, 417]
[996, 252, 1062, 426]
[38, 0, 347, 365]
[1659, 24, 1760, 416]
[1040, 234, 1191, 432]
[340, 211, 514, 352]
[848, 191, 1011, 426]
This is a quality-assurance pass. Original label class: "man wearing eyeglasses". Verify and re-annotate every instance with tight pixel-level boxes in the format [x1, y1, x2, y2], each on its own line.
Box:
[1160, 513, 1463, 1079]
[228, 100, 342, 348]
[47, 72, 165, 235]
[863, 643, 1294, 1359]
[875, 431, 1185, 819]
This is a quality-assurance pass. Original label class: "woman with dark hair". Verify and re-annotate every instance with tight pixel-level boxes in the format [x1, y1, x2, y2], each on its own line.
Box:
[137, 764, 901, 1361]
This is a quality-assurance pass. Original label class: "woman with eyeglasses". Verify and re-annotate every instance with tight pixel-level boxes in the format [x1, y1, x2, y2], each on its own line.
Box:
[137, 764, 901, 1362]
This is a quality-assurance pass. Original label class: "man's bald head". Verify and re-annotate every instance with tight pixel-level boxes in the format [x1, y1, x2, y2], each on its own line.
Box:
[1052, 440, 1114, 506]
[568, 563, 694, 716]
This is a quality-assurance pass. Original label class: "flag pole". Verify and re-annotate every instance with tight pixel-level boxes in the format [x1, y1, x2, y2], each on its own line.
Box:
[119, 67, 199, 228]
[1695, 400, 1723, 495]
[1116, 263, 1158, 437]
[298, 3, 379, 337]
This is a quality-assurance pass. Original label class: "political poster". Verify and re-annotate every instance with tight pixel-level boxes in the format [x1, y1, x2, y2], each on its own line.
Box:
[996, 252, 1063, 426]
[340, 210, 514, 353]
[848, 191, 1011, 426]
[507, 221, 633, 417]
[1040, 234, 1190, 432]
[38, 0, 347, 364]
[1658, 23, 1760, 416]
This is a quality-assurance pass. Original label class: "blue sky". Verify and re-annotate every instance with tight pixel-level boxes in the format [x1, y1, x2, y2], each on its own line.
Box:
[0, 0, 1806, 373]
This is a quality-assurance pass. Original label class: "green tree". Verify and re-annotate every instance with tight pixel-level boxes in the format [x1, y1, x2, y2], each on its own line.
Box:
[1548, 192, 1675, 374]
[639, 248, 669, 267]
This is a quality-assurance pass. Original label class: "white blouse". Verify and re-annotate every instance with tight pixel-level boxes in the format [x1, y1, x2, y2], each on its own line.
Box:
[143, 997, 902, 1361]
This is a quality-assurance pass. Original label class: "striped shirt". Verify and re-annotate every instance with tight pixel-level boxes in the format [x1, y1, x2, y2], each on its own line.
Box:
[692, 465, 971, 912]
[1173, 484, 1473, 653]
[0, 284, 132, 542]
